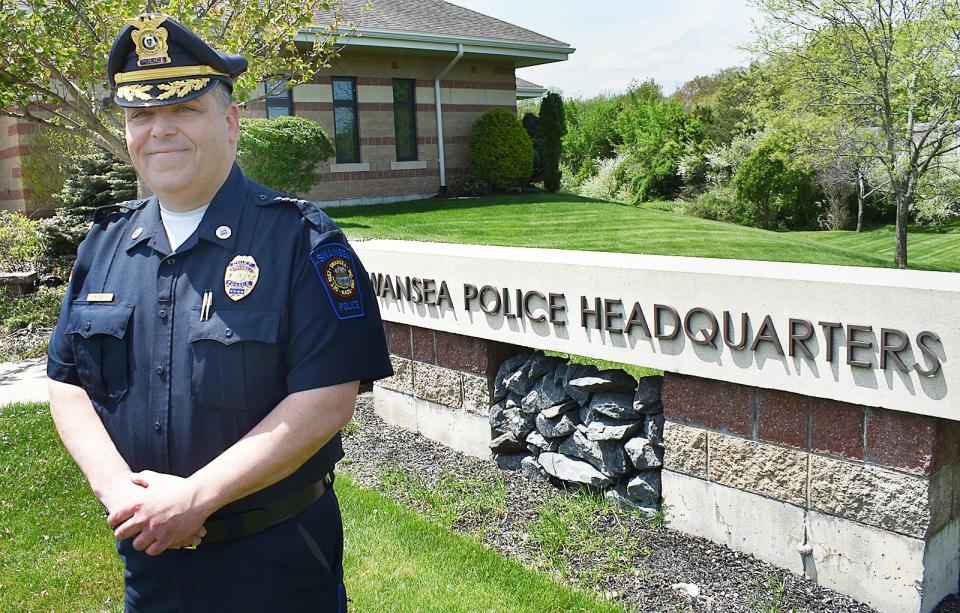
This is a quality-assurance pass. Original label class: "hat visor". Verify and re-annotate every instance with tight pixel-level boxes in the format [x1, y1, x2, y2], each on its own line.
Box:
[113, 76, 225, 108]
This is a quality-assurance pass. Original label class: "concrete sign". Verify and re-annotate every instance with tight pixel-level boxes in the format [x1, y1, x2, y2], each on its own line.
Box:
[354, 240, 958, 421]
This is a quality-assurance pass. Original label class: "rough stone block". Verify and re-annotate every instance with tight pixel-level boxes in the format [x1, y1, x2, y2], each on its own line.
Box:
[866, 408, 939, 474]
[461, 373, 490, 416]
[412, 326, 436, 364]
[662, 421, 707, 479]
[811, 398, 864, 460]
[376, 355, 413, 394]
[709, 433, 807, 506]
[662, 373, 753, 436]
[385, 322, 412, 358]
[809, 454, 932, 538]
[413, 362, 462, 409]
[756, 389, 809, 449]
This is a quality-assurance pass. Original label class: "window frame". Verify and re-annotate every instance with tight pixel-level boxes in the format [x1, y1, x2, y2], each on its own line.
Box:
[264, 79, 294, 119]
[392, 78, 418, 162]
[332, 76, 361, 164]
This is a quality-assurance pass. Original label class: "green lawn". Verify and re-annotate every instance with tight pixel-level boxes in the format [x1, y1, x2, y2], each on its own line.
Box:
[329, 193, 959, 272]
[0, 402, 619, 613]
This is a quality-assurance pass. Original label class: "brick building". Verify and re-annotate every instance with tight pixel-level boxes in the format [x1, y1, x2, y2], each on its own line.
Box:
[0, 0, 572, 213]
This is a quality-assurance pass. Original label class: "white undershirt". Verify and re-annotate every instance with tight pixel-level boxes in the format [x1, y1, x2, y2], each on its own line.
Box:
[159, 202, 209, 251]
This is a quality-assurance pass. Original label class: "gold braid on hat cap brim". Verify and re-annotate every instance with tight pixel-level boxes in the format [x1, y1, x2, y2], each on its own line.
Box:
[113, 64, 229, 85]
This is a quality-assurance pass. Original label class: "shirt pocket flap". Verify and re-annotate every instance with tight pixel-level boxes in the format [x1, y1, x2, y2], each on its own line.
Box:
[188, 309, 280, 346]
[65, 303, 134, 339]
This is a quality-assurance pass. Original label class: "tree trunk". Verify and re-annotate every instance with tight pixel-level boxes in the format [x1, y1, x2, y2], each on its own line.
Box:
[856, 174, 865, 232]
[894, 191, 909, 269]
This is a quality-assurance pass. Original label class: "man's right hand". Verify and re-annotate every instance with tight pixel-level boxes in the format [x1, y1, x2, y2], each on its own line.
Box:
[99, 473, 147, 525]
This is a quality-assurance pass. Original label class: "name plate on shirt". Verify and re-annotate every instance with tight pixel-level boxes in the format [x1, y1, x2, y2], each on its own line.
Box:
[85, 293, 115, 302]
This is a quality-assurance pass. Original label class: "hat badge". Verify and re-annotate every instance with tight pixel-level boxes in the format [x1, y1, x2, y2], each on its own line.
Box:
[126, 14, 171, 67]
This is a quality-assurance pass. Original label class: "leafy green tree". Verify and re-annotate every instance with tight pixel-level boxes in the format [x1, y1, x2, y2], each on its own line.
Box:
[753, 0, 960, 267]
[539, 92, 566, 192]
[732, 133, 819, 230]
[237, 116, 334, 196]
[675, 65, 767, 146]
[469, 108, 533, 191]
[561, 95, 621, 177]
[615, 80, 701, 201]
[0, 1, 351, 164]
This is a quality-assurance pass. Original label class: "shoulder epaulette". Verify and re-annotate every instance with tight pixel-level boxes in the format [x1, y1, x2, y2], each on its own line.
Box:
[93, 198, 147, 223]
[269, 195, 336, 235]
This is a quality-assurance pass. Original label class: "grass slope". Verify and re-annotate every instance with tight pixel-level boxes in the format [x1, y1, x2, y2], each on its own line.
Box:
[793, 220, 960, 273]
[330, 194, 886, 269]
[0, 403, 618, 613]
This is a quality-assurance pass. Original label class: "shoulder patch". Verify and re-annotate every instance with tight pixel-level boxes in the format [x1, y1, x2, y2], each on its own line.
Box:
[308, 243, 365, 320]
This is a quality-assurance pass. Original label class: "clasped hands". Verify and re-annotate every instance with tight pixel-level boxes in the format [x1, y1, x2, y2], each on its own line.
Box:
[103, 470, 211, 556]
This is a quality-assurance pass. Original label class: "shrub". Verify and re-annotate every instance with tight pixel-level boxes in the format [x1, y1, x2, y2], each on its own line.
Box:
[578, 153, 633, 203]
[685, 185, 756, 226]
[468, 109, 533, 191]
[913, 176, 960, 228]
[0, 211, 44, 272]
[539, 92, 567, 192]
[448, 171, 493, 198]
[732, 134, 819, 230]
[238, 116, 334, 196]
[42, 148, 136, 259]
[522, 112, 544, 184]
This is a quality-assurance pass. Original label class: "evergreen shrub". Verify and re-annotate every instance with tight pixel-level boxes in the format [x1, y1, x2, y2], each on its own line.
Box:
[468, 109, 533, 191]
[539, 93, 566, 192]
[238, 116, 334, 196]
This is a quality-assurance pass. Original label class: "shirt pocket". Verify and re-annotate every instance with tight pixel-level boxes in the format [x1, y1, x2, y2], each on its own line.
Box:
[188, 308, 282, 410]
[65, 302, 134, 404]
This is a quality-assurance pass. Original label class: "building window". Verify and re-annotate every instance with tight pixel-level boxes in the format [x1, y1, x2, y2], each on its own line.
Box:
[265, 79, 293, 119]
[332, 77, 360, 163]
[392, 78, 417, 161]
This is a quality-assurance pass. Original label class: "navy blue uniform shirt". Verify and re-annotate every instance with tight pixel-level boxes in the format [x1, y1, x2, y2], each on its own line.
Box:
[47, 164, 392, 516]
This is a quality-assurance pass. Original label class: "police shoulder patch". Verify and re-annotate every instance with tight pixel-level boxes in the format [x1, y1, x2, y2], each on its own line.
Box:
[309, 243, 365, 320]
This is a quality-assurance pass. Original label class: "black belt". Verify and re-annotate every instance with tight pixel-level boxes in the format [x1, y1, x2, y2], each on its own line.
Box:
[199, 473, 333, 546]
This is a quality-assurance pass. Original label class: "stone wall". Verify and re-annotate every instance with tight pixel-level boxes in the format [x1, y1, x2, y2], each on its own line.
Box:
[661, 372, 960, 613]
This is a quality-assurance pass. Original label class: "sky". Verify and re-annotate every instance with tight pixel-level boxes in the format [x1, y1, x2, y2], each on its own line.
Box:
[450, 0, 763, 98]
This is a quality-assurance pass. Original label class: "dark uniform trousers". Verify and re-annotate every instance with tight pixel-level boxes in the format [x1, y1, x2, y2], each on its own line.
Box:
[120, 485, 346, 613]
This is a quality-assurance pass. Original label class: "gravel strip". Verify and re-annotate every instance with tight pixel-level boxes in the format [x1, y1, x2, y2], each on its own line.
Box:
[341, 392, 924, 613]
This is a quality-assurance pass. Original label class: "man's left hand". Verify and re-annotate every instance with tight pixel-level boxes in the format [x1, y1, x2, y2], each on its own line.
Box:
[110, 470, 212, 556]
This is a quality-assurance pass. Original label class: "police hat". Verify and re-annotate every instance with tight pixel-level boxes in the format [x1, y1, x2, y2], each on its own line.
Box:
[108, 14, 247, 108]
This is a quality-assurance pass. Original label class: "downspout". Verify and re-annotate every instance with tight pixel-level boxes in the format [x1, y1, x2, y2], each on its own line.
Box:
[434, 43, 464, 194]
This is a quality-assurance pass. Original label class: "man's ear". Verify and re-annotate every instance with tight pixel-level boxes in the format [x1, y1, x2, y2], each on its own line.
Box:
[226, 103, 240, 144]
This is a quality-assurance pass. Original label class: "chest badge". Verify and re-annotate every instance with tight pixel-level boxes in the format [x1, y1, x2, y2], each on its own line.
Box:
[224, 255, 259, 302]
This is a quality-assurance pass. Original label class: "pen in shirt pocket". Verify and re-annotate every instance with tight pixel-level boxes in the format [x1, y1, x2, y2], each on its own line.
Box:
[200, 290, 213, 322]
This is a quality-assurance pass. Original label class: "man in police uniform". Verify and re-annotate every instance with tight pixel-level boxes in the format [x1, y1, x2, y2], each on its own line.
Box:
[46, 14, 391, 611]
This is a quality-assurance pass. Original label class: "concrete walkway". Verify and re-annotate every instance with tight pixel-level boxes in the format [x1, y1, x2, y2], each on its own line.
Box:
[0, 358, 49, 405]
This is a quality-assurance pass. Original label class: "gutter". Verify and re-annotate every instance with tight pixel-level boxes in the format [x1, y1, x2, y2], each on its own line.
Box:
[434, 43, 464, 194]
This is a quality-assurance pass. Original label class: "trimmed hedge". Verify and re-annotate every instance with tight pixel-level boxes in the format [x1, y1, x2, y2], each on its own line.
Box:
[469, 109, 533, 191]
[238, 116, 334, 196]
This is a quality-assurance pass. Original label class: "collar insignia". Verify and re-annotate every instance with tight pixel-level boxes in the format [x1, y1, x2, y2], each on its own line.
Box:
[126, 14, 171, 67]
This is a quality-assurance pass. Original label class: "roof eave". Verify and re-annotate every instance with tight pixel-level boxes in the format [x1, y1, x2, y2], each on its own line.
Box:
[297, 27, 575, 67]
[516, 86, 547, 100]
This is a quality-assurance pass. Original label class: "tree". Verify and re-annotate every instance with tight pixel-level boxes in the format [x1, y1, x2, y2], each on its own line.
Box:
[0, 1, 351, 164]
[539, 92, 566, 192]
[468, 108, 533, 191]
[752, 0, 960, 267]
[522, 112, 544, 184]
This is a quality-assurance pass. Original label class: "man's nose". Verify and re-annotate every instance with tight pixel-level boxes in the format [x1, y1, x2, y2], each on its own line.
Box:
[149, 112, 177, 138]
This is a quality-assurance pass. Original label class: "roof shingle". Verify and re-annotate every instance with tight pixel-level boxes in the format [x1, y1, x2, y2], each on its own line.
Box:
[317, 0, 570, 47]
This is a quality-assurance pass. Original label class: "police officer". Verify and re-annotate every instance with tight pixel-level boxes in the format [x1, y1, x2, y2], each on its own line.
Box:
[47, 14, 391, 611]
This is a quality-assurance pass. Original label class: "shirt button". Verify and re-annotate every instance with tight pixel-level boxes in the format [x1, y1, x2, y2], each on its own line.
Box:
[159, 309, 167, 319]
[166, 258, 176, 266]
[224, 328, 233, 338]
[259, 194, 268, 200]
[83, 322, 91, 331]
[156, 365, 165, 375]
[154, 420, 162, 432]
